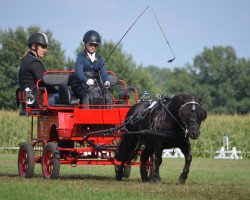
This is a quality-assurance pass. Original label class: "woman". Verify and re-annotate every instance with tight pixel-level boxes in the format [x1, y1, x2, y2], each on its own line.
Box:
[72, 30, 111, 105]
[18, 32, 55, 107]
[18, 32, 48, 91]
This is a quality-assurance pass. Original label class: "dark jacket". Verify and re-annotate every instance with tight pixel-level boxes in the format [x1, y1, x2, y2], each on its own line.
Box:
[74, 49, 109, 85]
[18, 52, 45, 91]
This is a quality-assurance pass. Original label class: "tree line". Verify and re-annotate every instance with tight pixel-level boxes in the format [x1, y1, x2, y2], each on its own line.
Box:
[0, 26, 249, 114]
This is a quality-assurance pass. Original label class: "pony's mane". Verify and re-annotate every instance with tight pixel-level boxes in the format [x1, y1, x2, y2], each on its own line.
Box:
[167, 94, 193, 112]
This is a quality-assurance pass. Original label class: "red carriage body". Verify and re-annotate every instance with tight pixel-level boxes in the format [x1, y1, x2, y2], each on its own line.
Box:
[17, 70, 141, 179]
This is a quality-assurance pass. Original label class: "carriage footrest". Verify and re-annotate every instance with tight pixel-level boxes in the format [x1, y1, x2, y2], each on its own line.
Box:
[19, 110, 48, 116]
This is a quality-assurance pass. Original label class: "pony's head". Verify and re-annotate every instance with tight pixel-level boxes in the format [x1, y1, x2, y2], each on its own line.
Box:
[178, 95, 207, 139]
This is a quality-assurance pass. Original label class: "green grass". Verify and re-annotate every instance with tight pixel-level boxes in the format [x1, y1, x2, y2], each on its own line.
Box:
[0, 154, 250, 200]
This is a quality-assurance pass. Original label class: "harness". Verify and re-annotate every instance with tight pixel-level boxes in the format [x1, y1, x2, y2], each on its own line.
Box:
[84, 95, 202, 151]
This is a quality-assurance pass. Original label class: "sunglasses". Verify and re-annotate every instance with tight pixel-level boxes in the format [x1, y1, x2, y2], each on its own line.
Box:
[89, 43, 98, 47]
[39, 44, 47, 49]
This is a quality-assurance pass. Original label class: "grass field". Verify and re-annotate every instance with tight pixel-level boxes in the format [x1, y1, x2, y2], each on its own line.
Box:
[0, 154, 249, 200]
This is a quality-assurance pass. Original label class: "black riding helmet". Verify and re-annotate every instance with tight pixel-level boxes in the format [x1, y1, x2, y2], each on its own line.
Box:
[28, 32, 49, 47]
[83, 30, 101, 44]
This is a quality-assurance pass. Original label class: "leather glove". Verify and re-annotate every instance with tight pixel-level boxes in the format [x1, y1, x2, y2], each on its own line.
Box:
[86, 79, 94, 86]
[104, 81, 110, 87]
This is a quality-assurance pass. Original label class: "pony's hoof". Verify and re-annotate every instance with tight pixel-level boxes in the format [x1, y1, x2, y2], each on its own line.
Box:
[116, 174, 123, 181]
[178, 177, 186, 185]
[141, 177, 150, 182]
[116, 176, 123, 181]
[152, 177, 161, 184]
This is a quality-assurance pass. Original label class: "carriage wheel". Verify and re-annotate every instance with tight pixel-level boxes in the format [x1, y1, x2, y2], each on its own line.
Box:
[18, 142, 35, 178]
[140, 154, 155, 182]
[42, 142, 60, 179]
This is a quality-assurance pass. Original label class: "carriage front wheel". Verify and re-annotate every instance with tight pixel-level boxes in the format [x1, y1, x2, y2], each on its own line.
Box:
[18, 142, 35, 178]
[41, 142, 60, 179]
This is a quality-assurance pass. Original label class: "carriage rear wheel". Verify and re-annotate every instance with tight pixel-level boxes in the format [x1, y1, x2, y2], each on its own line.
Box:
[42, 142, 60, 179]
[18, 142, 35, 178]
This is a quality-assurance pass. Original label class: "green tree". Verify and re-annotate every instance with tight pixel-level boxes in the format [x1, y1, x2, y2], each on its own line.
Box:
[144, 65, 171, 95]
[190, 46, 250, 114]
[0, 26, 67, 109]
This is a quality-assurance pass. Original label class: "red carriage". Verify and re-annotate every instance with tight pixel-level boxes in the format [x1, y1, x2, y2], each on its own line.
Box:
[17, 70, 142, 179]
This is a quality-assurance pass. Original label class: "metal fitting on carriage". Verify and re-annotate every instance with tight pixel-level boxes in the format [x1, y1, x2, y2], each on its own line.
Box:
[24, 87, 35, 105]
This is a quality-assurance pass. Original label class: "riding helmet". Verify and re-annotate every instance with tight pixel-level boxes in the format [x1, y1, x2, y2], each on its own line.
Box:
[28, 32, 49, 47]
[83, 30, 101, 44]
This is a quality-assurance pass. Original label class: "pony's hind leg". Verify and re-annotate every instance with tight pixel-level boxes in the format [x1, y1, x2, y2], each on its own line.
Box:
[178, 141, 192, 184]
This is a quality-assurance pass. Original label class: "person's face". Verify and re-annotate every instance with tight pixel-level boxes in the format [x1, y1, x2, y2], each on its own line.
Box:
[36, 44, 47, 58]
[31, 44, 47, 58]
[85, 42, 98, 54]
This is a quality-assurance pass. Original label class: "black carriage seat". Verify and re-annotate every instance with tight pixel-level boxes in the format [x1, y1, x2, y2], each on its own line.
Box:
[42, 73, 78, 106]
[42, 72, 120, 106]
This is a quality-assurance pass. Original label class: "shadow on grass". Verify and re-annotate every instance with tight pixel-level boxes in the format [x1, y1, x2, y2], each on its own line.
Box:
[0, 173, 20, 178]
[0, 172, 115, 181]
[58, 174, 115, 181]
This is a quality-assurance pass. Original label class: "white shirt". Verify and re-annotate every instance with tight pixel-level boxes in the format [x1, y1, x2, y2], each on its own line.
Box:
[87, 52, 96, 62]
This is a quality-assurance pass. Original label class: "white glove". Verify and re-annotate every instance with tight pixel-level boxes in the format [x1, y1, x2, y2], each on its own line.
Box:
[104, 81, 110, 87]
[86, 79, 94, 86]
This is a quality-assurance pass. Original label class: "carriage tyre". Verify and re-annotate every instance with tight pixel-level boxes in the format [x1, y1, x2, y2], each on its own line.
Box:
[140, 155, 155, 182]
[42, 142, 60, 179]
[18, 142, 35, 178]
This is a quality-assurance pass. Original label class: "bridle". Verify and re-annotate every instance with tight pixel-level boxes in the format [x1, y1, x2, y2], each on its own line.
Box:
[160, 97, 201, 137]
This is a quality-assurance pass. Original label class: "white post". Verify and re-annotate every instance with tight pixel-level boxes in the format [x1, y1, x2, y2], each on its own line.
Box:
[223, 133, 229, 150]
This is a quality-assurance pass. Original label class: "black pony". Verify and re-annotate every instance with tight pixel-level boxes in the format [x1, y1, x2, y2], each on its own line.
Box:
[115, 93, 207, 184]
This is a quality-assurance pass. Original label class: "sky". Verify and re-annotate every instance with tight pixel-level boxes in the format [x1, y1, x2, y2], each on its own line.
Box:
[1, 0, 250, 69]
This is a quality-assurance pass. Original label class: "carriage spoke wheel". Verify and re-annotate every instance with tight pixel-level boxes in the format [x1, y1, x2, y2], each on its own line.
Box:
[146, 155, 154, 178]
[42, 142, 60, 179]
[18, 142, 35, 178]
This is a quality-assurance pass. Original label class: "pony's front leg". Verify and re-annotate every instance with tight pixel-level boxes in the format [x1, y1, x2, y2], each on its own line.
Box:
[115, 162, 124, 181]
[140, 147, 154, 182]
[151, 148, 163, 184]
[178, 141, 192, 184]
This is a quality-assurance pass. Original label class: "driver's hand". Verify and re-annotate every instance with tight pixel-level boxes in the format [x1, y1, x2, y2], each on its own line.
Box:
[86, 79, 94, 86]
[104, 81, 110, 87]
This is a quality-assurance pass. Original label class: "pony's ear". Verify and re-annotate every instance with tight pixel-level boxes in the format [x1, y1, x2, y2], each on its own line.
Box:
[195, 95, 203, 104]
[176, 93, 191, 104]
